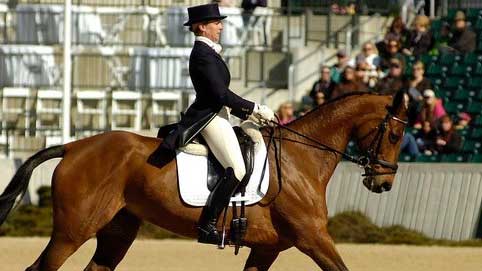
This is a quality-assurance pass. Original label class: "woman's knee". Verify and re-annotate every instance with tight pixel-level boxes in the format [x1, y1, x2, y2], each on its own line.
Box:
[232, 165, 246, 182]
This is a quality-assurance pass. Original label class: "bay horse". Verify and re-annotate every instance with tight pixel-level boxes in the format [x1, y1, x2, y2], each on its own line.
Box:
[0, 91, 408, 271]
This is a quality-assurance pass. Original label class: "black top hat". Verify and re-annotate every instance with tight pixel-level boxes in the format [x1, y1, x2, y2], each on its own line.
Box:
[183, 3, 227, 26]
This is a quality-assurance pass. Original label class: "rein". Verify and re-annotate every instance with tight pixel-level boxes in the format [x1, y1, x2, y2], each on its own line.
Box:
[260, 110, 408, 183]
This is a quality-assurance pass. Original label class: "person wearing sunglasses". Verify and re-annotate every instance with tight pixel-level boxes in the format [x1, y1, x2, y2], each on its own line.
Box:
[374, 58, 408, 95]
[379, 39, 405, 71]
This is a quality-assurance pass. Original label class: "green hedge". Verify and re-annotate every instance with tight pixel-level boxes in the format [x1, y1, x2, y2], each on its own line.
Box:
[328, 211, 482, 246]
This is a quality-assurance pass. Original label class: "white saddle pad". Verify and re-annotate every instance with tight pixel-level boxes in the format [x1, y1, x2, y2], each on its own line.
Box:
[176, 141, 269, 207]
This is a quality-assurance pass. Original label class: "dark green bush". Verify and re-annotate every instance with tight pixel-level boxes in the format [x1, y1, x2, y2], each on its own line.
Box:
[328, 211, 386, 243]
[37, 186, 52, 208]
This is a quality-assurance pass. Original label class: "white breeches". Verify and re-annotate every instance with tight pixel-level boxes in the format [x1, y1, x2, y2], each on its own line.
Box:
[201, 114, 246, 181]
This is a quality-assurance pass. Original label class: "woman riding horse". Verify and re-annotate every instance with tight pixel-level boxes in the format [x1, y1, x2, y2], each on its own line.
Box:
[162, 3, 275, 245]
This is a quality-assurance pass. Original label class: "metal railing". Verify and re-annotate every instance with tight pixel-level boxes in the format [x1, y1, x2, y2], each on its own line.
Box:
[0, 6, 302, 50]
[448, 0, 482, 9]
[0, 47, 245, 91]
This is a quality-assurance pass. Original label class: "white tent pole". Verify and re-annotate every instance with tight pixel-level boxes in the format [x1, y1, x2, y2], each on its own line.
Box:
[62, 0, 72, 143]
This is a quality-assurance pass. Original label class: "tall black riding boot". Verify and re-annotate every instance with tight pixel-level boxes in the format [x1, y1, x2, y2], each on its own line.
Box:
[197, 167, 240, 244]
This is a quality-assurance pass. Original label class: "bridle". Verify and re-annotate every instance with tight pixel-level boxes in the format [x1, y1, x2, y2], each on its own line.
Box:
[266, 108, 408, 178]
[356, 111, 408, 177]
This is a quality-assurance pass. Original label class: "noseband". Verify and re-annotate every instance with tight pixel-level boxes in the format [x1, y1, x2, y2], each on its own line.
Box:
[358, 113, 408, 177]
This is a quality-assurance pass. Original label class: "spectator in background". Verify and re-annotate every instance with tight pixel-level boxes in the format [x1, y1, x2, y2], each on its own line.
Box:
[297, 104, 313, 117]
[354, 61, 369, 86]
[386, 16, 410, 46]
[374, 58, 407, 95]
[351, 41, 380, 70]
[430, 21, 451, 55]
[415, 121, 437, 155]
[313, 92, 326, 106]
[445, 11, 476, 54]
[414, 89, 446, 129]
[406, 61, 431, 124]
[310, 66, 335, 101]
[331, 66, 367, 99]
[434, 115, 462, 154]
[377, 17, 409, 57]
[331, 49, 350, 83]
[402, 15, 434, 57]
[354, 61, 380, 89]
[379, 39, 405, 71]
[277, 102, 295, 125]
[400, 133, 421, 157]
[409, 61, 432, 96]
[455, 112, 472, 130]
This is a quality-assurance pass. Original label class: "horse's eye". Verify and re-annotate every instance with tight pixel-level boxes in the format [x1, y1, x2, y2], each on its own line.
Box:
[389, 132, 401, 143]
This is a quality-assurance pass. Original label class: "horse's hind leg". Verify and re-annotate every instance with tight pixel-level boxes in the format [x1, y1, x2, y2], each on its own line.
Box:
[243, 248, 280, 271]
[26, 163, 125, 271]
[84, 209, 141, 271]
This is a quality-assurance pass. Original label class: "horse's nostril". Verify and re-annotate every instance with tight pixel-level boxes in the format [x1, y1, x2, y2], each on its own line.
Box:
[382, 182, 392, 191]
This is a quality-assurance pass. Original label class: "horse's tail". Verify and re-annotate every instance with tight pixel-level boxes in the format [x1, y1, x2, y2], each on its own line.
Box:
[0, 145, 65, 225]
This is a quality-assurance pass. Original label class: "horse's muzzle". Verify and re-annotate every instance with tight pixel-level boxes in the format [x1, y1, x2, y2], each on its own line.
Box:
[363, 177, 392, 193]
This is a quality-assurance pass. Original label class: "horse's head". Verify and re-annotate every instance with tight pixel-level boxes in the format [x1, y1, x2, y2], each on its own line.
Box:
[353, 91, 408, 193]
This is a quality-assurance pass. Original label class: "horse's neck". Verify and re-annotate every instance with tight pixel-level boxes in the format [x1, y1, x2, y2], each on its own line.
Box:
[286, 97, 367, 187]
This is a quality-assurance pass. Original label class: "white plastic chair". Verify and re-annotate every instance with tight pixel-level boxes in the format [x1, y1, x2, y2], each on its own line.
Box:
[35, 89, 63, 137]
[1, 87, 32, 136]
[151, 91, 181, 129]
[76, 90, 107, 136]
[111, 90, 142, 131]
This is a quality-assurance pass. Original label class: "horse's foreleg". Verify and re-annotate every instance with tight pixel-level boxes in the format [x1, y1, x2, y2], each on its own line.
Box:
[295, 229, 349, 271]
[26, 233, 88, 271]
[243, 248, 280, 271]
[84, 209, 141, 271]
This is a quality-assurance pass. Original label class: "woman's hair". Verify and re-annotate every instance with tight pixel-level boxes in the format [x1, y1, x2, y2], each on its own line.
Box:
[389, 17, 405, 32]
[190, 23, 203, 35]
[439, 114, 453, 124]
[413, 15, 430, 29]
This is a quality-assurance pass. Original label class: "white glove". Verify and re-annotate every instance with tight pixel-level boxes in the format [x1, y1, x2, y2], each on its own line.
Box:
[252, 104, 275, 125]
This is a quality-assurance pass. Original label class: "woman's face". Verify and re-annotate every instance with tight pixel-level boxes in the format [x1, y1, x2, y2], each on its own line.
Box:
[321, 68, 331, 81]
[422, 121, 432, 133]
[199, 20, 224, 43]
[362, 44, 375, 56]
[387, 41, 399, 54]
[279, 103, 294, 119]
[413, 65, 424, 78]
[393, 18, 403, 32]
[424, 96, 435, 105]
[415, 23, 427, 33]
[441, 120, 452, 132]
[344, 68, 355, 81]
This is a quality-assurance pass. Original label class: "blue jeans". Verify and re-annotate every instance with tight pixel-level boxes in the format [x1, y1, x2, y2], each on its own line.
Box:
[401, 133, 420, 156]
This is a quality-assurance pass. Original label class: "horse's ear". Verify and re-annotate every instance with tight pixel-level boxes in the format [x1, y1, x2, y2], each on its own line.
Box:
[389, 90, 406, 115]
